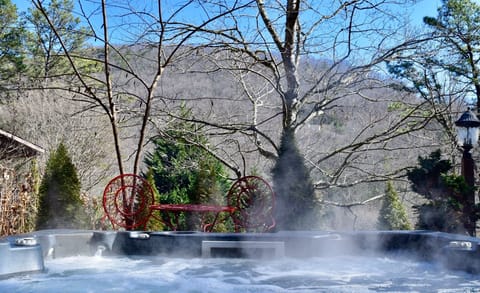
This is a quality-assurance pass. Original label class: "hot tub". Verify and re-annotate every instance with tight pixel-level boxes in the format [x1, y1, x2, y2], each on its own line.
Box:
[1, 230, 479, 292]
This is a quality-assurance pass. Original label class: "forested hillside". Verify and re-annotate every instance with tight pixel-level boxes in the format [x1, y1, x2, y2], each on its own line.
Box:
[0, 0, 477, 233]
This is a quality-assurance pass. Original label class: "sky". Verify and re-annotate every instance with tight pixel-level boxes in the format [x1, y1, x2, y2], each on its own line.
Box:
[411, 0, 442, 20]
[14, 0, 475, 26]
[9, 0, 477, 45]
[8, 0, 455, 57]
[12, 0, 445, 24]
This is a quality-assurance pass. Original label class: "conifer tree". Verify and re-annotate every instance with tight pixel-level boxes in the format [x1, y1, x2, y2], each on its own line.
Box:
[0, 0, 26, 81]
[25, 0, 95, 78]
[143, 107, 229, 230]
[377, 181, 412, 230]
[36, 143, 87, 229]
[407, 150, 469, 234]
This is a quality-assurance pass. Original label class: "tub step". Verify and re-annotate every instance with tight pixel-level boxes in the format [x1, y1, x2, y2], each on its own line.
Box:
[201, 240, 285, 258]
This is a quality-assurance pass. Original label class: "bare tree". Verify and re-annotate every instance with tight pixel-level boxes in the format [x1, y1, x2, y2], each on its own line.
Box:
[30, 0, 253, 178]
[27, 0, 452, 230]
[150, 0, 446, 229]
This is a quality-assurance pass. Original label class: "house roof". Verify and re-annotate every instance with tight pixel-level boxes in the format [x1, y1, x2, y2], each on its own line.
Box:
[0, 129, 45, 159]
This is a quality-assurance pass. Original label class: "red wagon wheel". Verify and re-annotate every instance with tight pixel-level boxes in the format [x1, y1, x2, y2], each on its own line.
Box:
[227, 176, 275, 232]
[103, 174, 154, 230]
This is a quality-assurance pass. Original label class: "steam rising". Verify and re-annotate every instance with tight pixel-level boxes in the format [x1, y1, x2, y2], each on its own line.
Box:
[272, 129, 319, 231]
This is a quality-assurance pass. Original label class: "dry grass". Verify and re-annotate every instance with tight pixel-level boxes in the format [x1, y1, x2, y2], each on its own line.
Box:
[0, 166, 38, 236]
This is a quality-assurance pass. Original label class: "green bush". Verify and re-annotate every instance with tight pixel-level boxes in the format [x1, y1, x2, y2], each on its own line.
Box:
[377, 181, 412, 230]
[36, 143, 87, 229]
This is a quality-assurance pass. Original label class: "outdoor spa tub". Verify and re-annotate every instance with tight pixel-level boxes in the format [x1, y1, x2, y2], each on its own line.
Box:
[1, 230, 480, 292]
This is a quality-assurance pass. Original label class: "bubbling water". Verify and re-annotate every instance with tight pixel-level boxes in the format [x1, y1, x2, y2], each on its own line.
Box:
[0, 255, 479, 292]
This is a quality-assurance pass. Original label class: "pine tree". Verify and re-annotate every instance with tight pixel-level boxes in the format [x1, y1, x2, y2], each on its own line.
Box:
[36, 143, 87, 229]
[188, 155, 230, 231]
[142, 107, 229, 230]
[25, 0, 96, 79]
[377, 181, 412, 230]
[0, 0, 26, 80]
[407, 150, 467, 233]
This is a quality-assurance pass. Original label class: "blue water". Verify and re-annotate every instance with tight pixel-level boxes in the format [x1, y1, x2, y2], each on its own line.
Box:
[0, 255, 479, 292]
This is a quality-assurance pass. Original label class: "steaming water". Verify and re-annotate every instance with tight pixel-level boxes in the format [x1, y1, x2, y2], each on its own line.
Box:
[1, 255, 479, 292]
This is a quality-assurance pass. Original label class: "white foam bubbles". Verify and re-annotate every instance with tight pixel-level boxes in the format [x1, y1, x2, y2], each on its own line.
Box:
[0, 255, 479, 292]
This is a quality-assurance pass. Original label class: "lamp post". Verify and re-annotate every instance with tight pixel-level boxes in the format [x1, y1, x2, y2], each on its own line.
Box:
[455, 108, 480, 236]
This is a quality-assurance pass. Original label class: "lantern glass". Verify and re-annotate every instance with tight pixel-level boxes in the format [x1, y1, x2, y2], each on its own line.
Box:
[457, 126, 480, 146]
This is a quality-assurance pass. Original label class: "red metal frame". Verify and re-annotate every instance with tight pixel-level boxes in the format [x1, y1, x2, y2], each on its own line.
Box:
[149, 203, 236, 232]
[103, 174, 155, 230]
[227, 175, 276, 232]
[103, 174, 275, 232]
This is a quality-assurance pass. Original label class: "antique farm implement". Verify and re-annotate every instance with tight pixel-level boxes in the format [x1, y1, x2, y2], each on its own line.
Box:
[102, 174, 275, 232]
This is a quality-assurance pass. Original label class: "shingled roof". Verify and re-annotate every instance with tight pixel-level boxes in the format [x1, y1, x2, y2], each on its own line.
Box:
[0, 129, 44, 159]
